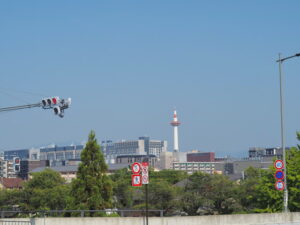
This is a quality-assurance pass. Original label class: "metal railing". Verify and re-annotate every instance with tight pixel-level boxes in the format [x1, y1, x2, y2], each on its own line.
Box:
[0, 221, 32, 225]
[0, 209, 164, 218]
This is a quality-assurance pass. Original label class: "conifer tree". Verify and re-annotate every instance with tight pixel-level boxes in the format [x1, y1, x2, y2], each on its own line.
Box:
[69, 131, 112, 211]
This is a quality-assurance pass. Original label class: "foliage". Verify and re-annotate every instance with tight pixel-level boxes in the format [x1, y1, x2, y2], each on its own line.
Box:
[0, 188, 23, 210]
[248, 168, 283, 213]
[68, 131, 113, 213]
[111, 168, 134, 208]
[149, 170, 188, 185]
[286, 146, 300, 211]
[239, 139, 300, 213]
[22, 168, 70, 210]
[182, 172, 242, 215]
[147, 180, 180, 215]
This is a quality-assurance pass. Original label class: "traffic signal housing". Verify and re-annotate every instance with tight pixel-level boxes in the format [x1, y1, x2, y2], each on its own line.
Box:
[53, 98, 71, 118]
[13, 157, 20, 172]
[42, 97, 60, 108]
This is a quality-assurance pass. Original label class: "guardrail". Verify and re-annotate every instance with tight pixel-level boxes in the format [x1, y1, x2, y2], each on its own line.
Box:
[0, 221, 32, 225]
[0, 209, 164, 218]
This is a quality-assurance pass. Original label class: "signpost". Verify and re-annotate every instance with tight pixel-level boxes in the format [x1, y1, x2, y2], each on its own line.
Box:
[274, 159, 284, 191]
[131, 161, 150, 225]
[142, 162, 149, 184]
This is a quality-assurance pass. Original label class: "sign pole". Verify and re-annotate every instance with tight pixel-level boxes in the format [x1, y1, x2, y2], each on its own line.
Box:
[145, 181, 149, 225]
[145, 151, 149, 225]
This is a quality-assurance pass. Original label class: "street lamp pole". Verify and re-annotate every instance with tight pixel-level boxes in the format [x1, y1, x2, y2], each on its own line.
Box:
[277, 53, 300, 213]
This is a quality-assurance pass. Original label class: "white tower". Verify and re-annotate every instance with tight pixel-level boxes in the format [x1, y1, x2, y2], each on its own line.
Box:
[170, 110, 181, 152]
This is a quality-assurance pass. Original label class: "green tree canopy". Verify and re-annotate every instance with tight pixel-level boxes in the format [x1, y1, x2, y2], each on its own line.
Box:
[69, 131, 113, 211]
[182, 172, 241, 215]
[22, 168, 69, 210]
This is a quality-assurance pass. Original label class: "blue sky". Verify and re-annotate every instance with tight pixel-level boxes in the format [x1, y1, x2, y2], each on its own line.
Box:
[1, 1, 300, 157]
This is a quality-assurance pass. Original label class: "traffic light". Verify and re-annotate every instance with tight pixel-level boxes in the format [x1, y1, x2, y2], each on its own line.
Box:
[53, 98, 71, 118]
[41, 97, 60, 108]
[13, 157, 20, 172]
[41, 96, 71, 118]
[53, 106, 63, 118]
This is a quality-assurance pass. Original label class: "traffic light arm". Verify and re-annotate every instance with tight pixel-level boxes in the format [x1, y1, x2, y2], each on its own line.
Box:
[0, 96, 71, 118]
[0, 103, 42, 112]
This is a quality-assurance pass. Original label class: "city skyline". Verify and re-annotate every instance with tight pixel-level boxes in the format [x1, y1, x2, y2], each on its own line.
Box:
[1, 1, 300, 157]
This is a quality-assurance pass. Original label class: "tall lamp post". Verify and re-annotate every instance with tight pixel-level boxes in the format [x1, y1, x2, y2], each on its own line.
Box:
[276, 53, 300, 213]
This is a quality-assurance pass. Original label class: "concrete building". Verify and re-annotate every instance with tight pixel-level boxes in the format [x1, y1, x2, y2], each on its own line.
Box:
[173, 162, 222, 174]
[102, 137, 167, 163]
[0, 159, 16, 178]
[249, 147, 283, 159]
[19, 160, 49, 180]
[187, 151, 215, 162]
[172, 156, 274, 179]
[221, 158, 273, 179]
[31, 165, 78, 183]
[115, 154, 158, 168]
[39, 145, 84, 162]
[158, 152, 174, 170]
[4, 149, 30, 160]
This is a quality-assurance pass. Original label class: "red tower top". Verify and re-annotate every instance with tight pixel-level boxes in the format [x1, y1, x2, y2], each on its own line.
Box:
[170, 110, 181, 126]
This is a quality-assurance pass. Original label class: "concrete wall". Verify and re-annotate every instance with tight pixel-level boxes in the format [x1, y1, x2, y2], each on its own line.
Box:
[2, 212, 300, 225]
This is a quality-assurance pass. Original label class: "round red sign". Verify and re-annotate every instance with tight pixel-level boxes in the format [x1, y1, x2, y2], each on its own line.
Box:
[131, 162, 141, 174]
[274, 160, 284, 170]
[275, 180, 284, 191]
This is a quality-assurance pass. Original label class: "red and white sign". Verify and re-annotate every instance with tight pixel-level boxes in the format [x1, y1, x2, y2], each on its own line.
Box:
[131, 162, 141, 174]
[132, 174, 142, 186]
[274, 160, 284, 170]
[142, 162, 149, 184]
[275, 180, 285, 191]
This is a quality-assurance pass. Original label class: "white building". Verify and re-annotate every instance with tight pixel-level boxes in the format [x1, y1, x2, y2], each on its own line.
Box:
[102, 137, 167, 163]
[0, 159, 16, 178]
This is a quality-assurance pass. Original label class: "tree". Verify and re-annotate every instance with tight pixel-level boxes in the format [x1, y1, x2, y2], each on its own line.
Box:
[286, 145, 300, 211]
[239, 167, 262, 212]
[69, 131, 113, 212]
[147, 180, 180, 215]
[182, 172, 242, 215]
[239, 134, 300, 213]
[149, 170, 188, 185]
[0, 188, 23, 210]
[110, 168, 134, 209]
[22, 168, 69, 210]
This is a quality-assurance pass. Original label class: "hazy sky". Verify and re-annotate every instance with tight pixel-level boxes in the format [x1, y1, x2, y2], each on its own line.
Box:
[1, 1, 300, 157]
